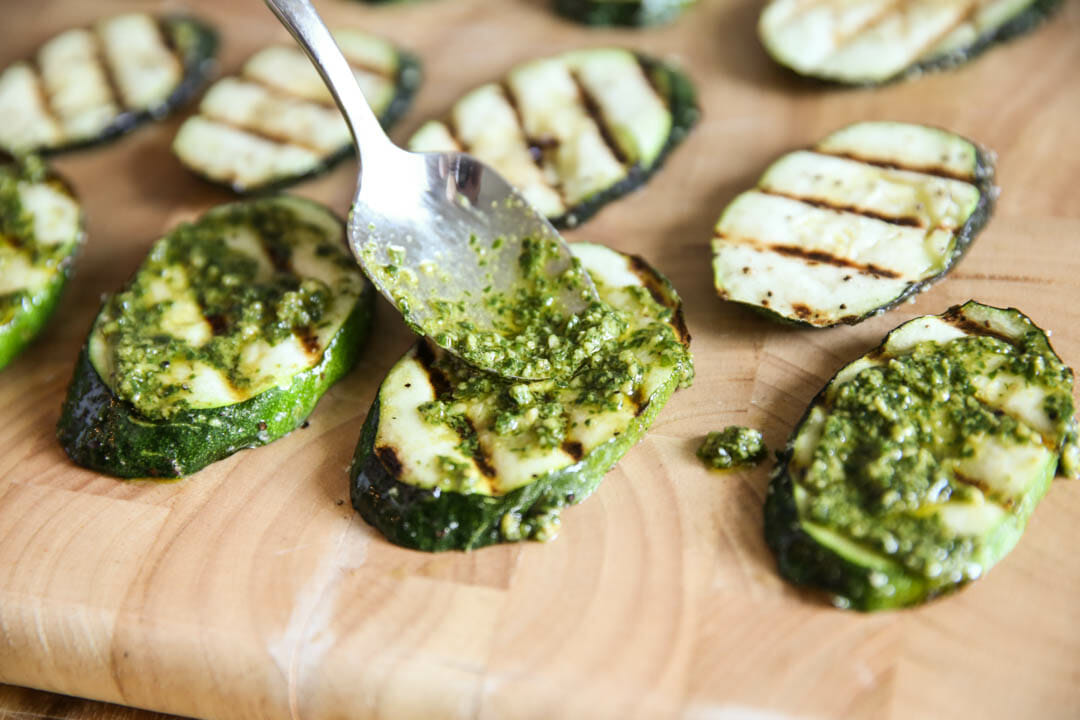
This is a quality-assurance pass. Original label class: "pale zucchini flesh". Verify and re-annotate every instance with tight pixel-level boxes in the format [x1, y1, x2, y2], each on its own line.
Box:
[766, 301, 1078, 610]
[759, 0, 1063, 85]
[0, 155, 84, 370]
[57, 196, 375, 478]
[173, 30, 420, 193]
[408, 49, 698, 228]
[350, 243, 693, 551]
[0, 14, 217, 155]
[711, 122, 994, 327]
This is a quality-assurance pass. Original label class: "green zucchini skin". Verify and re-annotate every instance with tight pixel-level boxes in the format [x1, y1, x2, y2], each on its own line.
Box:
[765, 302, 1074, 610]
[18, 15, 218, 156]
[554, 55, 700, 229]
[554, 0, 696, 27]
[174, 47, 421, 195]
[0, 157, 84, 371]
[57, 290, 373, 479]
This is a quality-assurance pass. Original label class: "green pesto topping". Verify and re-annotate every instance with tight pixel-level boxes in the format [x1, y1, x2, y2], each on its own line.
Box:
[91, 198, 364, 420]
[371, 233, 623, 380]
[698, 426, 767, 470]
[796, 328, 1076, 579]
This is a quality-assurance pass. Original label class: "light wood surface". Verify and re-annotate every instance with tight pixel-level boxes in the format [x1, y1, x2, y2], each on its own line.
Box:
[2, 1, 1080, 719]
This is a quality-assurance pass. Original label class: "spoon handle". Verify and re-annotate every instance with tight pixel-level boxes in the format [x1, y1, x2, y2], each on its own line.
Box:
[263, 0, 394, 166]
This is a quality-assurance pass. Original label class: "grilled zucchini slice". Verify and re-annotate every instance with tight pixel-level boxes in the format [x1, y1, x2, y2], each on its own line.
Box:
[408, 48, 698, 228]
[767, 301, 1079, 610]
[350, 243, 693, 551]
[57, 196, 374, 479]
[0, 14, 216, 155]
[173, 30, 420, 193]
[0, 155, 84, 370]
[711, 122, 994, 327]
[759, 0, 1063, 85]
[555, 0, 696, 26]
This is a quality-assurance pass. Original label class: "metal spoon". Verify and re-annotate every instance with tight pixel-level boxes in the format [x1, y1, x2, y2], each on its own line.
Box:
[263, 0, 601, 380]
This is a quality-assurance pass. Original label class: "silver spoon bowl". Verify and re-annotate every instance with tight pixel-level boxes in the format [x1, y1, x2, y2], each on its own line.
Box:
[264, 0, 601, 380]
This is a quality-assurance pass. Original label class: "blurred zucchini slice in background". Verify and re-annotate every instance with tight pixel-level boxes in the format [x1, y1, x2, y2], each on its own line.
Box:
[173, 29, 420, 193]
[350, 243, 693, 551]
[711, 122, 995, 327]
[58, 196, 374, 479]
[759, 0, 1063, 85]
[408, 48, 698, 228]
[0, 14, 217, 154]
[555, 0, 697, 27]
[767, 301, 1079, 610]
[0, 155, 84, 370]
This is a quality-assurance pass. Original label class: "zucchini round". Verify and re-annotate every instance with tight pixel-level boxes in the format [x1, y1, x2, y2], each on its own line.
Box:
[0, 155, 84, 370]
[350, 243, 693, 551]
[554, 0, 697, 27]
[173, 30, 421, 194]
[57, 195, 375, 479]
[766, 301, 1079, 610]
[408, 49, 698, 229]
[711, 121, 995, 328]
[759, 0, 1063, 86]
[0, 14, 217, 155]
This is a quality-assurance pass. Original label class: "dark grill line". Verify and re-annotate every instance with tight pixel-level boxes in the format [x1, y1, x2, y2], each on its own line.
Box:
[715, 231, 906, 280]
[91, 26, 129, 112]
[815, 150, 975, 183]
[199, 109, 333, 156]
[758, 186, 925, 228]
[570, 70, 629, 167]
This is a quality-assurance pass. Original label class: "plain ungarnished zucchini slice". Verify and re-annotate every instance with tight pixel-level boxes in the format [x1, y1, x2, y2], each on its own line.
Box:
[350, 243, 693, 551]
[173, 30, 420, 193]
[766, 301, 1080, 610]
[0, 13, 217, 155]
[0, 155, 84, 370]
[554, 0, 697, 27]
[408, 48, 698, 228]
[759, 0, 1063, 86]
[711, 122, 994, 328]
[57, 196, 375, 479]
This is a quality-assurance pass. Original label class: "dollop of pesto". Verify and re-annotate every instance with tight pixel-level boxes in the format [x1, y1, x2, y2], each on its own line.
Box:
[698, 426, 767, 470]
[796, 327, 1076, 581]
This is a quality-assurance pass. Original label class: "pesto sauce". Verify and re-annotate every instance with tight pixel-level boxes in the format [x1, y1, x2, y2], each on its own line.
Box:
[93, 200, 361, 420]
[798, 331, 1077, 579]
[698, 426, 766, 470]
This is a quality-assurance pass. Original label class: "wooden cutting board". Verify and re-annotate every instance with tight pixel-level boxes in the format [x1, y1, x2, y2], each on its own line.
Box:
[2, 1, 1079, 719]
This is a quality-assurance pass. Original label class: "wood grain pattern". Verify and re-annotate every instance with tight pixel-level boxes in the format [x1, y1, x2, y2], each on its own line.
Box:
[2, 1, 1080, 719]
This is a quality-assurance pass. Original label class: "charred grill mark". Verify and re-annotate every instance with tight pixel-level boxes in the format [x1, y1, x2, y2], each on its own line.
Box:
[498, 81, 550, 169]
[91, 27, 129, 111]
[634, 55, 669, 111]
[26, 59, 61, 137]
[376, 445, 404, 480]
[198, 112, 332, 156]
[941, 305, 1019, 346]
[759, 187, 925, 228]
[791, 303, 813, 320]
[570, 71, 628, 166]
[258, 235, 293, 275]
[415, 339, 452, 396]
[562, 440, 584, 461]
[952, 470, 1013, 509]
[768, 243, 903, 279]
[628, 254, 691, 345]
[816, 150, 975, 183]
[463, 416, 497, 478]
[634, 399, 651, 418]
[204, 313, 228, 335]
[293, 325, 321, 355]
[819, 0, 906, 50]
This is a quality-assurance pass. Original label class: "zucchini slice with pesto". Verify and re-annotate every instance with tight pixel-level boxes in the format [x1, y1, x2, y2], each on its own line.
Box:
[0, 155, 84, 370]
[554, 0, 696, 26]
[350, 243, 693, 551]
[766, 301, 1080, 611]
[711, 122, 994, 327]
[173, 30, 420, 193]
[759, 0, 1062, 85]
[408, 48, 698, 228]
[0, 13, 216, 155]
[57, 196, 374, 479]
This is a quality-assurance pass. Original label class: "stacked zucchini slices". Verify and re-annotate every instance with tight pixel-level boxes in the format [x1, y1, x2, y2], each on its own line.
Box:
[768, 302, 1080, 610]
[759, 0, 1062, 85]
[409, 48, 698, 228]
[351, 243, 693, 551]
[555, 0, 697, 27]
[0, 13, 216, 154]
[711, 122, 994, 327]
[0, 156, 84, 370]
[58, 196, 374, 479]
[173, 30, 420, 193]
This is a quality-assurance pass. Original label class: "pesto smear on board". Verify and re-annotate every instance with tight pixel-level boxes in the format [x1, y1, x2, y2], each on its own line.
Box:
[364, 233, 622, 380]
[698, 426, 767, 470]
